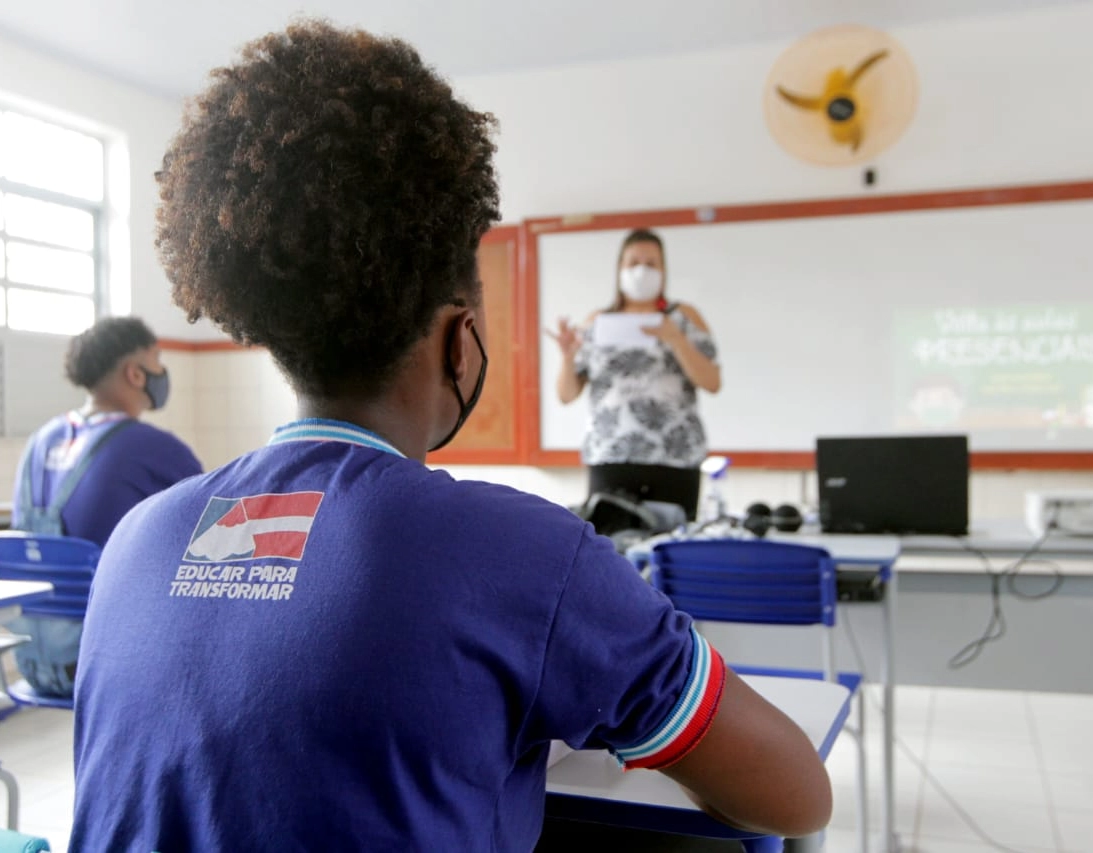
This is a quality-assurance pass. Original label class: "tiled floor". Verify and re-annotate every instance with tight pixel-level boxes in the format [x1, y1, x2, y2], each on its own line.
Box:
[0, 685, 1090, 852]
[823, 685, 1093, 853]
[0, 704, 75, 850]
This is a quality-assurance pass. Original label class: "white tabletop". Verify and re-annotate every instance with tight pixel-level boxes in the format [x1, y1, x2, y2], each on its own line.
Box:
[628, 526, 901, 566]
[0, 579, 53, 607]
[769, 531, 902, 564]
[629, 523, 1093, 576]
[546, 674, 851, 812]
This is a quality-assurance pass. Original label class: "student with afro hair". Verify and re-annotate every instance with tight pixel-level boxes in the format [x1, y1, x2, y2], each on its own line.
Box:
[71, 19, 831, 851]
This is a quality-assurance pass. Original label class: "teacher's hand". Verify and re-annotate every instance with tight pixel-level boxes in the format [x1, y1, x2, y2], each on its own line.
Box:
[641, 316, 685, 348]
[545, 317, 582, 361]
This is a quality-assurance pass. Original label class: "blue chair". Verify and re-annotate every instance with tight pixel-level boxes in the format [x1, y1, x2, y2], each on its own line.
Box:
[0, 531, 100, 710]
[0, 533, 97, 830]
[0, 638, 29, 724]
[0, 636, 29, 828]
[648, 537, 868, 853]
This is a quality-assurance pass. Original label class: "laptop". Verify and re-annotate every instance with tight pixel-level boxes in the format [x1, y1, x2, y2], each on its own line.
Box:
[816, 435, 969, 535]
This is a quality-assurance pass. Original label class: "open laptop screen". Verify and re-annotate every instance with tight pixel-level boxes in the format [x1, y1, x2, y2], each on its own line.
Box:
[816, 435, 969, 535]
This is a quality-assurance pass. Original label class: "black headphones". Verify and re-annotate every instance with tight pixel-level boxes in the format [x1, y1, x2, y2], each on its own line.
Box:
[742, 502, 804, 537]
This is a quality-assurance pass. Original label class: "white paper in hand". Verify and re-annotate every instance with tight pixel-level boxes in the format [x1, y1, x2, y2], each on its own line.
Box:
[592, 312, 662, 349]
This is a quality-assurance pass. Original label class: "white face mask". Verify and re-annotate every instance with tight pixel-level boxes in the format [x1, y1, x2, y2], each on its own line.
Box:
[619, 265, 663, 303]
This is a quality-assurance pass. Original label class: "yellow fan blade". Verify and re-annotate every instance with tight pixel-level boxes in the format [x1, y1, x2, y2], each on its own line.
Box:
[845, 49, 889, 87]
[829, 118, 863, 151]
[776, 86, 824, 111]
[849, 122, 863, 152]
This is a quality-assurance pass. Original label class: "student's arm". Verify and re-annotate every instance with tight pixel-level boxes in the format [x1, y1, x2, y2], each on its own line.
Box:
[531, 525, 830, 841]
[659, 667, 833, 837]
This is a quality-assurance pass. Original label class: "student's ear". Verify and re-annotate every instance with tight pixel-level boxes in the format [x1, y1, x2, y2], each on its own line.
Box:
[121, 357, 145, 388]
[443, 308, 477, 383]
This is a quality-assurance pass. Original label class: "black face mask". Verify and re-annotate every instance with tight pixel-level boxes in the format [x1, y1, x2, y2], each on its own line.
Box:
[139, 366, 170, 410]
[429, 323, 488, 452]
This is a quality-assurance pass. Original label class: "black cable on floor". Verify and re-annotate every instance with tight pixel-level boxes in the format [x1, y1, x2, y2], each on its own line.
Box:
[841, 610, 1030, 853]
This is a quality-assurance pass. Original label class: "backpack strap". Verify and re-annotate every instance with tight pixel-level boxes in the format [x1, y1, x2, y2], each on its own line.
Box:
[35, 418, 135, 521]
[16, 441, 36, 525]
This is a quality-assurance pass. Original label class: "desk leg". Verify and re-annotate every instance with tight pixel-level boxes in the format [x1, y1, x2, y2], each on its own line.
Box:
[0, 763, 18, 830]
[882, 572, 898, 853]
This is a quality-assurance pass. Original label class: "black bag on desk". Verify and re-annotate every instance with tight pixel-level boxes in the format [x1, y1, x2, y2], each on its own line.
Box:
[572, 491, 686, 553]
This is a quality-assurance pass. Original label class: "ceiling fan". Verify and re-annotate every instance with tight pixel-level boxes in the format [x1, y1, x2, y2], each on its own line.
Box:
[764, 25, 918, 167]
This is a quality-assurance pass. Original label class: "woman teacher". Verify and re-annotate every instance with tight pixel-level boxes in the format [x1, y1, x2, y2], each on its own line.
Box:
[549, 228, 721, 520]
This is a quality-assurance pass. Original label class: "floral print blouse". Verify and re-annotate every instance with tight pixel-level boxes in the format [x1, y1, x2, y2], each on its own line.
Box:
[573, 305, 718, 468]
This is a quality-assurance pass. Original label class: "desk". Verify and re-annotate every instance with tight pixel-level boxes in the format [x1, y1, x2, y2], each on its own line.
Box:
[0, 580, 53, 622]
[892, 520, 1093, 694]
[652, 522, 1093, 851]
[546, 675, 852, 850]
[773, 533, 899, 853]
[628, 530, 901, 853]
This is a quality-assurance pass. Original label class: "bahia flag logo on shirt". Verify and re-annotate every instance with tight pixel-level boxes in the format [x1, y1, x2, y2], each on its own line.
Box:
[183, 492, 324, 563]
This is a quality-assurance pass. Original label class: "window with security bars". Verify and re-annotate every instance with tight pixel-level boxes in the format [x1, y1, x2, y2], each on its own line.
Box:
[0, 109, 104, 336]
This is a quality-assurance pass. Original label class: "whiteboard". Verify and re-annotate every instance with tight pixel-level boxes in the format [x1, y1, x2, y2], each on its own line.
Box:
[538, 199, 1093, 453]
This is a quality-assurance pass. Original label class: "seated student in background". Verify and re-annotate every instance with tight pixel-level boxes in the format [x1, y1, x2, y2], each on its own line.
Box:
[549, 229, 721, 520]
[70, 20, 831, 851]
[7, 315, 201, 697]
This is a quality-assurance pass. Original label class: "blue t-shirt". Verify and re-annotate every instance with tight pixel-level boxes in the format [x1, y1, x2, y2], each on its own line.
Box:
[12, 410, 203, 547]
[71, 419, 724, 852]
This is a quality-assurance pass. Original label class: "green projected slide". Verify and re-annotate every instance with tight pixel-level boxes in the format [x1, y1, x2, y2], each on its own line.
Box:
[894, 304, 1093, 439]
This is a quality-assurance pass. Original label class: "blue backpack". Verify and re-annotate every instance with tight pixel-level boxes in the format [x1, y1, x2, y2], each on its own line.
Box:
[7, 419, 130, 697]
[16, 419, 132, 536]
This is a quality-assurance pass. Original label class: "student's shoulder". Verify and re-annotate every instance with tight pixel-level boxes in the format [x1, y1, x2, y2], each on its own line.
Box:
[31, 413, 72, 444]
[125, 420, 195, 451]
[105, 460, 207, 525]
[418, 466, 590, 538]
[118, 421, 202, 472]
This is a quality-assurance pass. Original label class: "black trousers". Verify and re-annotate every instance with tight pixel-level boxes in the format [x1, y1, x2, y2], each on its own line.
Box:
[588, 463, 701, 521]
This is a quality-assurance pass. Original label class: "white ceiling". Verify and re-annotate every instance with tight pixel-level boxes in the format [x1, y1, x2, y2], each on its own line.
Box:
[0, 0, 1088, 100]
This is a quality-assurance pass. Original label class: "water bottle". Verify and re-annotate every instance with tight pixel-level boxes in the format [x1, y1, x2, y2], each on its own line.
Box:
[700, 456, 731, 524]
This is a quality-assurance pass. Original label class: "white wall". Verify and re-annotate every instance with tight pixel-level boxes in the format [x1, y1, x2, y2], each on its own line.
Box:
[443, 3, 1093, 514]
[457, 4, 1093, 221]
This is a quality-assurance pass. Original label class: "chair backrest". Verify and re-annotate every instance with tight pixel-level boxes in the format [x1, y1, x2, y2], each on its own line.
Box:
[0, 531, 100, 619]
[650, 537, 838, 679]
